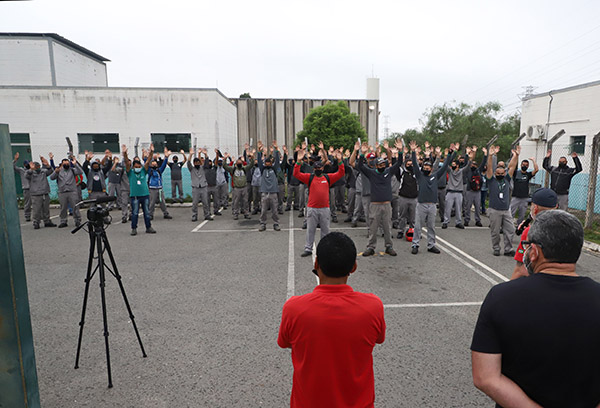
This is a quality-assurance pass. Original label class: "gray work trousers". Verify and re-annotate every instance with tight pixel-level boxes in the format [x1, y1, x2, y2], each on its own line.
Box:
[299, 184, 307, 212]
[59, 190, 81, 224]
[367, 203, 393, 250]
[444, 192, 463, 225]
[305, 207, 331, 252]
[119, 188, 130, 219]
[332, 184, 346, 210]
[329, 188, 337, 218]
[149, 188, 169, 217]
[488, 208, 515, 252]
[352, 190, 364, 221]
[347, 187, 357, 217]
[107, 182, 120, 209]
[510, 196, 529, 225]
[557, 194, 569, 210]
[192, 186, 210, 218]
[232, 187, 249, 216]
[31, 194, 51, 225]
[260, 192, 280, 226]
[361, 195, 371, 221]
[278, 184, 285, 212]
[391, 194, 400, 224]
[413, 202, 436, 249]
[171, 179, 184, 200]
[252, 186, 261, 211]
[437, 188, 446, 221]
[286, 184, 300, 210]
[217, 183, 228, 208]
[207, 186, 219, 214]
[398, 195, 417, 231]
[23, 188, 32, 220]
[464, 190, 482, 223]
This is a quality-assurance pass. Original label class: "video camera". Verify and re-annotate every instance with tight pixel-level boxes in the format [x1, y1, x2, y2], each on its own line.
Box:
[76, 196, 117, 227]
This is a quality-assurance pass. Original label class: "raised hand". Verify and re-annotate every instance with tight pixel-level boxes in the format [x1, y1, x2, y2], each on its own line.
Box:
[49, 152, 54, 160]
[180, 149, 185, 154]
[472, 145, 478, 152]
[571, 151, 578, 157]
[424, 141, 430, 149]
[122, 144, 128, 154]
[14, 152, 19, 161]
[435, 146, 441, 155]
[409, 140, 417, 152]
[394, 138, 403, 150]
[515, 145, 521, 155]
[482, 147, 488, 156]
[360, 143, 369, 154]
[318, 141, 325, 151]
[546, 149, 552, 157]
[297, 149, 305, 161]
[383, 140, 389, 150]
[282, 145, 288, 154]
[301, 140, 307, 149]
[354, 141, 360, 151]
[150, 143, 155, 153]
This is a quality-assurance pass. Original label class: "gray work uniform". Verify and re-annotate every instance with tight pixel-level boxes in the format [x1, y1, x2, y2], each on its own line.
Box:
[216, 165, 229, 209]
[444, 159, 470, 226]
[117, 163, 130, 220]
[187, 160, 210, 219]
[14, 163, 32, 220]
[50, 163, 83, 225]
[26, 166, 54, 226]
[258, 151, 281, 227]
[487, 174, 515, 252]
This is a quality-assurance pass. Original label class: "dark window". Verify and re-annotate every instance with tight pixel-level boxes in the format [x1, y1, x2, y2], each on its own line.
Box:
[78, 133, 120, 153]
[570, 135, 586, 155]
[150, 133, 191, 153]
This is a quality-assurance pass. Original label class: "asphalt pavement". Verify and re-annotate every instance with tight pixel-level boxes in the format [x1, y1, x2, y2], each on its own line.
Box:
[18, 205, 600, 407]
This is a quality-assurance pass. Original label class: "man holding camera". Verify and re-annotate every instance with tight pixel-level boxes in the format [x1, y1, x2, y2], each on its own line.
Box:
[278, 232, 386, 408]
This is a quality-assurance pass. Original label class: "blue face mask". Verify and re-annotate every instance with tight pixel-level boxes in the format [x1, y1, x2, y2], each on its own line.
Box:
[134, 167, 142, 173]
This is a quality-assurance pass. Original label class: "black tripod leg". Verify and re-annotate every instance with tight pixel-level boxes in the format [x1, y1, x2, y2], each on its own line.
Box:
[75, 227, 96, 369]
[96, 232, 114, 388]
[102, 234, 147, 358]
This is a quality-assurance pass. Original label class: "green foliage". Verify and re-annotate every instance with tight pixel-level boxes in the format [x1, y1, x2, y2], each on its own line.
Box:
[393, 101, 521, 161]
[296, 101, 367, 151]
[239, 93, 251, 99]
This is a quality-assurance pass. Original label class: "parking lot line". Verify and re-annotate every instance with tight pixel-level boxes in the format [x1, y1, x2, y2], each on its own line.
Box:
[384, 301, 483, 308]
[191, 219, 209, 232]
[436, 242, 499, 285]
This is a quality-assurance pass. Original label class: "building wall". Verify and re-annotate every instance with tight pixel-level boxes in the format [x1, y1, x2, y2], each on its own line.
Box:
[519, 81, 600, 212]
[52, 41, 108, 87]
[0, 38, 53, 86]
[234, 98, 379, 152]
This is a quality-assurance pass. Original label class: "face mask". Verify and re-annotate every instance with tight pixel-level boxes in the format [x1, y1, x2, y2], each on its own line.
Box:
[496, 175, 504, 181]
[237, 163, 243, 169]
[377, 167, 385, 173]
[151, 166, 157, 170]
[264, 165, 272, 169]
[523, 248, 535, 275]
[314, 169, 323, 176]
[471, 166, 477, 171]
[406, 166, 413, 172]
[422, 169, 431, 176]
[559, 162, 567, 168]
[194, 164, 201, 169]
[173, 158, 178, 163]
[63, 164, 70, 170]
[35, 168, 41, 173]
[92, 167, 100, 172]
[521, 166, 528, 172]
[451, 165, 457, 170]
[134, 167, 142, 173]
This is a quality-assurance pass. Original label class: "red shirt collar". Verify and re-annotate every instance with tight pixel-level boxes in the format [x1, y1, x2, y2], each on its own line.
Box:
[313, 284, 354, 294]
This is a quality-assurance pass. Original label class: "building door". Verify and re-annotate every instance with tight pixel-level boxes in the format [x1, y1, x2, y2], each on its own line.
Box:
[10, 133, 32, 196]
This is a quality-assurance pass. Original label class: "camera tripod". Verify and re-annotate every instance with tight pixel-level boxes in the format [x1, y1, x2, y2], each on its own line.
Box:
[72, 216, 147, 388]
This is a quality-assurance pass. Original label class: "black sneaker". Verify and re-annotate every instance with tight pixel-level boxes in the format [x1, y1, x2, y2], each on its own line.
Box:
[214, 211, 222, 216]
[300, 251, 312, 257]
[244, 214, 251, 219]
[456, 224, 465, 229]
[385, 247, 397, 256]
[411, 246, 419, 254]
[344, 217, 352, 223]
[442, 223, 448, 229]
[331, 217, 338, 223]
[362, 248, 375, 257]
[428, 246, 441, 254]
[464, 221, 469, 227]
[130, 228, 137, 236]
[164, 214, 173, 219]
[45, 221, 57, 227]
[121, 217, 128, 223]
[205, 215, 214, 221]
[285, 207, 291, 211]
[25, 217, 31, 222]
[33, 223, 40, 230]
[359, 217, 366, 223]
[392, 222, 399, 229]
[298, 212, 304, 218]
[233, 215, 239, 220]
[278, 210, 284, 215]
[504, 250, 516, 256]
[476, 221, 483, 227]
[192, 215, 198, 222]
[259, 224, 266, 232]
[350, 221, 358, 228]
[58, 223, 68, 228]
[493, 249, 500, 256]
[75, 221, 81, 227]
[146, 227, 156, 234]
[274, 224, 281, 231]
[397, 231, 404, 239]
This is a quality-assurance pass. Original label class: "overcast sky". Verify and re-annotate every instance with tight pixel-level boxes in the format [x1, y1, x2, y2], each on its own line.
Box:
[2, 0, 600, 137]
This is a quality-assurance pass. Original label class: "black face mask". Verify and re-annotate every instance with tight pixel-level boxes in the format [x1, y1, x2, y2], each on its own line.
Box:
[151, 166, 158, 170]
[194, 164, 201, 169]
[521, 166, 528, 172]
[63, 164, 70, 170]
[451, 165, 457, 170]
[237, 163, 243, 169]
[264, 165, 272, 170]
[314, 169, 323, 177]
[377, 167, 385, 173]
[422, 169, 431, 176]
[25, 164, 30, 169]
[559, 162, 567, 168]
[496, 175, 505, 181]
[405, 166, 413, 172]
[173, 158, 178, 163]
[92, 166, 100, 172]
[471, 166, 477, 171]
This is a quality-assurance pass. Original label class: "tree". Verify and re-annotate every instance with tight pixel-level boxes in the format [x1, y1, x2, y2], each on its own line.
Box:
[239, 93, 251, 99]
[296, 101, 367, 150]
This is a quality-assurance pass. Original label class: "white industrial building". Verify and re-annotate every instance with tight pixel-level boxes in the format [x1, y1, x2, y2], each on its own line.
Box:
[519, 80, 600, 212]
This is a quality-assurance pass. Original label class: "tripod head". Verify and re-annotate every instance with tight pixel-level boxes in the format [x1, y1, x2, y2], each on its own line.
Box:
[71, 195, 117, 234]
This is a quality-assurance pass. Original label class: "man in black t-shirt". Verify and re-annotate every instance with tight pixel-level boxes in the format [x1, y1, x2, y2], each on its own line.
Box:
[471, 210, 600, 407]
[510, 155, 539, 226]
[168, 151, 187, 203]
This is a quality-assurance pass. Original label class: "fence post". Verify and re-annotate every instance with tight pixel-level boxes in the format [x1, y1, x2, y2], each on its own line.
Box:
[544, 129, 566, 188]
[584, 131, 600, 229]
[0, 123, 41, 408]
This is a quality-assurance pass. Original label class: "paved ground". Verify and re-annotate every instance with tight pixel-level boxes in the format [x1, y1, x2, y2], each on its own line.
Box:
[19, 205, 600, 407]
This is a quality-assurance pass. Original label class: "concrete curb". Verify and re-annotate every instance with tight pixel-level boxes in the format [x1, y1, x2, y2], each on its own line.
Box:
[583, 240, 600, 253]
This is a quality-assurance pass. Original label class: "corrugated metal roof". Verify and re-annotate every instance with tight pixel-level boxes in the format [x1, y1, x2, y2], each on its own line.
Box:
[523, 79, 600, 100]
[0, 32, 110, 62]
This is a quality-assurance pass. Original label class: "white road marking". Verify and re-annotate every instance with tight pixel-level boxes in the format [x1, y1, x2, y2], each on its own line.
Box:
[384, 301, 483, 308]
[287, 209, 295, 300]
[191, 220, 209, 232]
[436, 242, 499, 285]
[192, 227, 367, 233]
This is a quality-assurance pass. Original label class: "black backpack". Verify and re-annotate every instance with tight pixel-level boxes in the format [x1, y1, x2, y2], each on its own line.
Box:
[470, 174, 482, 191]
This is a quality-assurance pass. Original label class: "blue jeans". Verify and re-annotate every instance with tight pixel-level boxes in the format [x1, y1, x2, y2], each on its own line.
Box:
[131, 195, 151, 229]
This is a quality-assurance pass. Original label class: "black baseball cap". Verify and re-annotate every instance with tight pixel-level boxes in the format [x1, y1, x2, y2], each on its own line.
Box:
[531, 188, 558, 208]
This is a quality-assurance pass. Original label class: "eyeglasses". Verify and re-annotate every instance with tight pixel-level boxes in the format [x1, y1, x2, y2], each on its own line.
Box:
[522, 241, 543, 251]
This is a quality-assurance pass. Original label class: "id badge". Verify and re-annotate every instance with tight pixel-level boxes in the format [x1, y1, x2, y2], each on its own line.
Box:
[137, 180, 142, 185]
[499, 192, 504, 199]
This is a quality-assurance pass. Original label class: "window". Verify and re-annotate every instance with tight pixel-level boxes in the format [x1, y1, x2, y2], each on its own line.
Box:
[570, 135, 586, 155]
[78, 133, 120, 153]
[150, 133, 191, 153]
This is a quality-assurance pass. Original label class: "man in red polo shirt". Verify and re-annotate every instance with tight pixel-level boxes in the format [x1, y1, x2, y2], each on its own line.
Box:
[511, 188, 558, 280]
[293, 148, 345, 258]
[278, 232, 386, 408]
